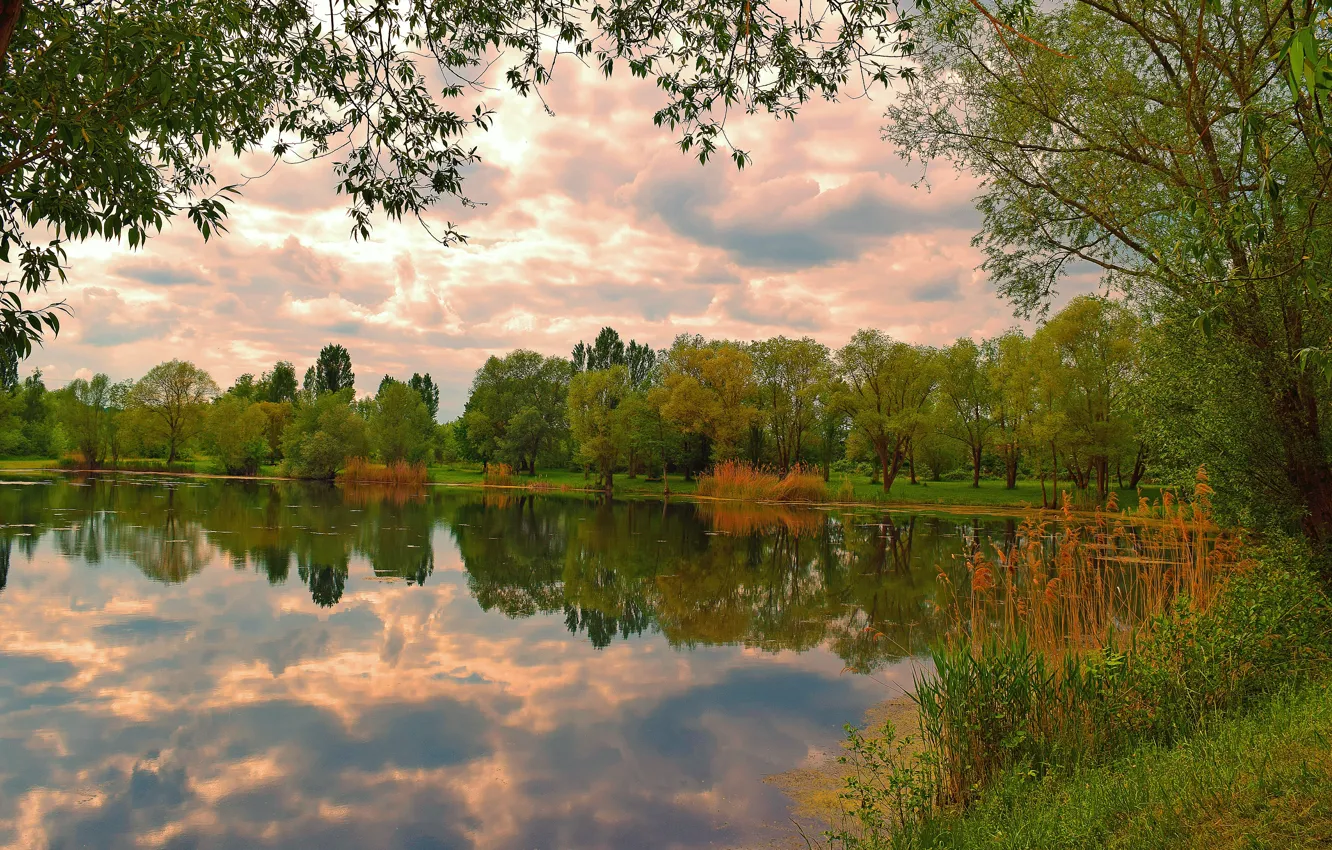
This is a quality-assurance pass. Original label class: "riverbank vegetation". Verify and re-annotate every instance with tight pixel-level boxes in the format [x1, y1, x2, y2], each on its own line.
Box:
[1, 296, 1162, 514]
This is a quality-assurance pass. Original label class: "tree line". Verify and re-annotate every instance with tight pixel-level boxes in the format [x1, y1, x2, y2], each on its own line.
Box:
[0, 344, 443, 478]
[455, 294, 1146, 502]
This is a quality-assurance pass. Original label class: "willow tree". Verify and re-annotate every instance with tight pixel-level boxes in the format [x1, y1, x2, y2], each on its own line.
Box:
[886, 0, 1332, 544]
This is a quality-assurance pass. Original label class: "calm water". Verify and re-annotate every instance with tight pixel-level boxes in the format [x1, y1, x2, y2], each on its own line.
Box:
[0, 474, 1026, 849]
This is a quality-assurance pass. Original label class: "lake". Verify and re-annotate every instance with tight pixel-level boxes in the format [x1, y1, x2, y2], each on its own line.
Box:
[0, 474, 1029, 849]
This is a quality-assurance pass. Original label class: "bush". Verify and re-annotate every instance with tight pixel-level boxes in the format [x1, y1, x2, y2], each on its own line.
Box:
[280, 390, 368, 479]
[697, 460, 829, 502]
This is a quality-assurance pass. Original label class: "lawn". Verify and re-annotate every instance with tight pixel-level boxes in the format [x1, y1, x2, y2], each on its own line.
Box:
[425, 463, 1160, 510]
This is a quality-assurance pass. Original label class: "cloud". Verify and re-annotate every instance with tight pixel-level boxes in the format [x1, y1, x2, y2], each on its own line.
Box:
[22, 59, 1048, 415]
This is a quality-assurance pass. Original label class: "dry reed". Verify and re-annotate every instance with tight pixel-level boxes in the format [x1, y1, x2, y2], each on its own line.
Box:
[484, 463, 517, 486]
[937, 468, 1234, 654]
[696, 460, 828, 502]
[337, 457, 428, 486]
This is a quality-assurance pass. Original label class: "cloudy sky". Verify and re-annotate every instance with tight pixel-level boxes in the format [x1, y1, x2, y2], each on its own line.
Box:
[37, 61, 1094, 419]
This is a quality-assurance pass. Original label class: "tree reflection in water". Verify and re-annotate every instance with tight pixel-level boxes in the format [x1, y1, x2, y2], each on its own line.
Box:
[0, 475, 1040, 670]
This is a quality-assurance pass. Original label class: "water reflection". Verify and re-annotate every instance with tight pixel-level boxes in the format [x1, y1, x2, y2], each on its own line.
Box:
[0, 474, 1027, 849]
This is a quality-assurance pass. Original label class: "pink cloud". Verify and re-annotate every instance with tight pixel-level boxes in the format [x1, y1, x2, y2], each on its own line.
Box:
[25, 62, 1091, 417]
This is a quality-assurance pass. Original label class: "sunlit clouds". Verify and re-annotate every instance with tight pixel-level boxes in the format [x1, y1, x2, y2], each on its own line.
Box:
[38, 62, 1041, 418]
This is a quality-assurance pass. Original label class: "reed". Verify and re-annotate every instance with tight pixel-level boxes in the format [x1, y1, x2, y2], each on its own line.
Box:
[337, 457, 428, 486]
[696, 460, 828, 502]
[483, 463, 517, 487]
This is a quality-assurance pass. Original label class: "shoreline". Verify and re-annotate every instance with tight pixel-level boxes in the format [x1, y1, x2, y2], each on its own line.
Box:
[0, 465, 1170, 521]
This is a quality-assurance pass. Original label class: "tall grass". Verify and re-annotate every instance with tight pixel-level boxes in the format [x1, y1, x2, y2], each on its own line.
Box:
[483, 463, 517, 486]
[831, 471, 1332, 846]
[696, 460, 828, 502]
[337, 457, 427, 486]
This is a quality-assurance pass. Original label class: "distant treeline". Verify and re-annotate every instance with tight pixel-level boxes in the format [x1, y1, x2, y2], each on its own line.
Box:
[0, 296, 1151, 497]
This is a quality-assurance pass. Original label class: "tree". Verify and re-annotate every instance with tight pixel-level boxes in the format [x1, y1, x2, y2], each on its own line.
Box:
[653, 334, 757, 466]
[937, 338, 994, 488]
[128, 360, 219, 464]
[207, 395, 270, 475]
[836, 330, 939, 491]
[2, 0, 915, 361]
[314, 345, 355, 395]
[0, 346, 14, 391]
[988, 330, 1036, 490]
[1031, 297, 1140, 501]
[227, 373, 258, 400]
[886, 0, 1332, 542]
[407, 373, 440, 421]
[568, 365, 631, 491]
[462, 350, 571, 474]
[371, 380, 433, 464]
[280, 389, 368, 479]
[751, 336, 831, 474]
[57, 374, 115, 466]
[262, 361, 298, 404]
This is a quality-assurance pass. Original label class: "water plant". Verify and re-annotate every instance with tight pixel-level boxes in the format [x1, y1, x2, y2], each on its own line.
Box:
[696, 460, 828, 502]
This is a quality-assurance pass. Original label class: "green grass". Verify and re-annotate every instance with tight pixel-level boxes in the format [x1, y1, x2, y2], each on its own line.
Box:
[424, 464, 1158, 509]
[0, 458, 58, 469]
[916, 681, 1332, 850]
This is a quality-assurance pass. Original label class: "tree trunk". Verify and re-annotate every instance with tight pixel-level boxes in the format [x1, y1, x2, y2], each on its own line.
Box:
[1005, 448, 1018, 490]
[883, 444, 905, 491]
[878, 447, 891, 492]
[1050, 442, 1060, 510]
[1129, 444, 1147, 489]
[167, 442, 177, 465]
[603, 466, 614, 493]
[0, 0, 22, 68]
[908, 440, 918, 485]
[971, 445, 982, 488]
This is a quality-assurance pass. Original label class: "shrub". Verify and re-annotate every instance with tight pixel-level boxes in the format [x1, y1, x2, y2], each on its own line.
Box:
[337, 457, 427, 486]
[696, 460, 828, 502]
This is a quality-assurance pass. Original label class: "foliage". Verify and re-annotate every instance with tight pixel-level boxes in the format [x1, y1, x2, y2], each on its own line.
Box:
[2, 0, 922, 359]
[206, 394, 270, 475]
[462, 349, 571, 473]
[128, 360, 219, 464]
[407, 372, 440, 421]
[567, 364, 631, 490]
[313, 344, 355, 396]
[885, 0, 1332, 546]
[280, 388, 368, 479]
[371, 379, 434, 464]
[837, 329, 939, 491]
[261, 361, 299, 404]
[653, 334, 758, 463]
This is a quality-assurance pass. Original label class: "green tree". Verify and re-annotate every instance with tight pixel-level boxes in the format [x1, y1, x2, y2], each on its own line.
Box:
[407, 373, 440, 421]
[568, 365, 631, 491]
[207, 395, 270, 475]
[128, 360, 219, 464]
[937, 337, 994, 488]
[2, 0, 913, 361]
[57, 374, 115, 466]
[886, 0, 1332, 541]
[653, 334, 757, 466]
[314, 344, 355, 395]
[751, 336, 831, 474]
[836, 330, 939, 491]
[462, 350, 571, 474]
[988, 330, 1036, 491]
[227, 373, 258, 400]
[371, 380, 433, 464]
[280, 389, 368, 479]
[1032, 297, 1140, 500]
[261, 361, 298, 404]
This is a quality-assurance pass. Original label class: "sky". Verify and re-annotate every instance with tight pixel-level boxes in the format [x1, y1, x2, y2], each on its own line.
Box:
[35, 60, 1097, 420]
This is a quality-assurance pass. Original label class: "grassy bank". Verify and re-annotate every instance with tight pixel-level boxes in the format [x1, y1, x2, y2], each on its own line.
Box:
[916, 680, 1332, 850]
[423, 463, 1159, 508]
[3, 457, 1160, 513]
[827, 523, 1332, 849]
